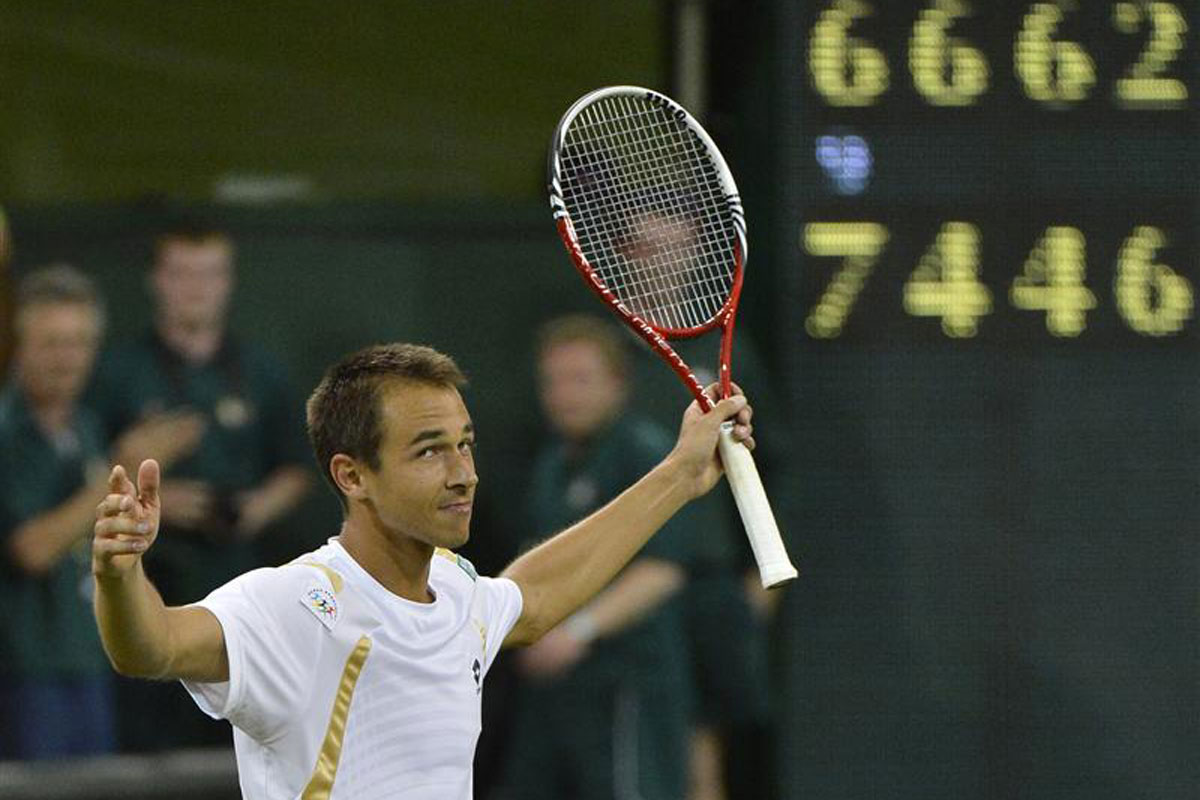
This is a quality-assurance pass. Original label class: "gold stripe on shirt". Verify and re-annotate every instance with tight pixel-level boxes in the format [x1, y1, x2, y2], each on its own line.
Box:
[301, 634, 372, 800]
[291, 560, 345, 594]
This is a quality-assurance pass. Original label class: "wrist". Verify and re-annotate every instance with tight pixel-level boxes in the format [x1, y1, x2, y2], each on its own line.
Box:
[654, 454, 704, 503]
[93, 555, 144, 584]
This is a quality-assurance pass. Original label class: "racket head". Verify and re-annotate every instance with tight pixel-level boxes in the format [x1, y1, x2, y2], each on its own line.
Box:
[548, 86, 748, 342]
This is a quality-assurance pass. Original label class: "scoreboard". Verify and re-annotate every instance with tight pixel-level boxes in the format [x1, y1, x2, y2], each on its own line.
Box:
[789, 0, 1197, 346]
[735, 2, 1200, 795]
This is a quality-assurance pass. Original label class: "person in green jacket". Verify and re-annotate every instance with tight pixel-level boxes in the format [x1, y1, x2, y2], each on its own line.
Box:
[0, 264, 190, 759]
[87, 223, 312, 750]
[498, 314, 698, 800]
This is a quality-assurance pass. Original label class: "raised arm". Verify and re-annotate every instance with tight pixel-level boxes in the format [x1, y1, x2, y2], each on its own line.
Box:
[501, 391, 752, 646]
[92, 459, 228, 682]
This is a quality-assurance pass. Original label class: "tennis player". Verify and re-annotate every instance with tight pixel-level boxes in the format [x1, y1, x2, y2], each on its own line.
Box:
[92, 342, 753, 799]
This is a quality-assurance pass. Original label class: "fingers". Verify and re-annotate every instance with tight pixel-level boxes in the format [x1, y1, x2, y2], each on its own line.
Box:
[705, 392, 755, 449]
[93, 491, 154, 567]
[137, 459, 161, 507]
[711, 394, 749, 423]
[700, 383, 753, 423]
[96, 492, 134, 519]
[93, 534, 149, 557]
[96, 460, 160, 521]
[94, 514, 152, 539]
[109, 464, 135, 497]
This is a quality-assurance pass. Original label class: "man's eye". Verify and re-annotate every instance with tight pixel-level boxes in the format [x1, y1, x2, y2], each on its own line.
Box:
[459, 440, 476, 455]
[418, 447, 438, 459]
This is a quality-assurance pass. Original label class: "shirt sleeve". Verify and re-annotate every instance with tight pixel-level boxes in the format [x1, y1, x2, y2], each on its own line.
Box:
[477, 575, 523, 675]
[181, 566, 324, 743]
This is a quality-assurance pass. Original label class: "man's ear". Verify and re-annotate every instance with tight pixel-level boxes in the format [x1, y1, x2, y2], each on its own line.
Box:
[331, 454, 367, 501]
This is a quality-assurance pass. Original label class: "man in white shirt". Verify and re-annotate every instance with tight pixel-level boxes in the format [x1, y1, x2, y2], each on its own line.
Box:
[92, 342, 754, 800]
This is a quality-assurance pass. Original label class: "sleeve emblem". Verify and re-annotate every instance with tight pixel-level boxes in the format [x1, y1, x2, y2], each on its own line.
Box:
[301, 586, 340, 630]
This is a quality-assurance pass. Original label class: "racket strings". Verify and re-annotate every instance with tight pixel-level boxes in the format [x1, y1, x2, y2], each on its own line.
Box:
[558, 95, 738, 331]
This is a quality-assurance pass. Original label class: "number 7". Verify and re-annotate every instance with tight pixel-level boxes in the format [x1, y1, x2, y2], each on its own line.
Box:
[803, 222, 890, 338]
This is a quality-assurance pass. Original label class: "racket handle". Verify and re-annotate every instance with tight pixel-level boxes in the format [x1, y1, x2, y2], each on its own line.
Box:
[717, 423, 798, 589]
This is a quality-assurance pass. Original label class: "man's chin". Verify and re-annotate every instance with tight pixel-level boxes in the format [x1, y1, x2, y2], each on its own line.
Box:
[443, 526, 471, 550]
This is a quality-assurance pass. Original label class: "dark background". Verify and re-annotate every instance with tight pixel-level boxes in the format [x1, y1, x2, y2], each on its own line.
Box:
[763, 2, 1199, 798]
[2, 2, 1197, 798]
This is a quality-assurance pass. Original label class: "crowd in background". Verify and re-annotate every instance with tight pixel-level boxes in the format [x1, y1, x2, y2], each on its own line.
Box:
[0, 222, 783, 799]
[0, 225, 313, 759]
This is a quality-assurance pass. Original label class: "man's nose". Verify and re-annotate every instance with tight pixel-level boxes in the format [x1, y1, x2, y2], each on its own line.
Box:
[447, 453, 478, 489]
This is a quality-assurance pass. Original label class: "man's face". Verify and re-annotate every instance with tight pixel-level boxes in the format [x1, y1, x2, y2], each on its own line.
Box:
[538, 339, 626, 441]
[16, 302, 102, 405]
[151, 239, 234, 330]
[357, 382, 478, 550]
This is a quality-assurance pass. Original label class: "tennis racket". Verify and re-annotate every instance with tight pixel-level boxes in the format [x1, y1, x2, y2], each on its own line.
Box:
[547, 85, 797, 589]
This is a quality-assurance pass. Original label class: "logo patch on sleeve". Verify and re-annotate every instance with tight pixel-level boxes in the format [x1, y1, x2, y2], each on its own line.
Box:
[301, 586, 339, 630]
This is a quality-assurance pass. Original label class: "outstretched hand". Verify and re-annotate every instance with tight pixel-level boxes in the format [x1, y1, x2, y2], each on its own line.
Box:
[93, 460, 161, 580]
[669, 383, 754, 499]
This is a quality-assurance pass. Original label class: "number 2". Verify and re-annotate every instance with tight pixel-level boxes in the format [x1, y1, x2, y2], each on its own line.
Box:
[1113, 2, 1189, 109]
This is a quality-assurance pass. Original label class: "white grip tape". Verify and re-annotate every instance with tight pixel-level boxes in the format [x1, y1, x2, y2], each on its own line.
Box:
[717, 422, 798, 588]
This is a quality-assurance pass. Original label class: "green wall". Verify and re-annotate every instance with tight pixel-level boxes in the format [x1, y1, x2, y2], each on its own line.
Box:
[0, 1, 664, 203]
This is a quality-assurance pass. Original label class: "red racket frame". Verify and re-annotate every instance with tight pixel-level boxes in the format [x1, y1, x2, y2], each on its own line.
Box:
[554, 215, 745, 412]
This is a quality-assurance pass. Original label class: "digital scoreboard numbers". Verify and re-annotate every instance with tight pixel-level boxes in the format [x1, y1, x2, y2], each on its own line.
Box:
[810, 0, 1189, 110]
[768, 5, 1200, 795]
[790, 0, 1197, 346]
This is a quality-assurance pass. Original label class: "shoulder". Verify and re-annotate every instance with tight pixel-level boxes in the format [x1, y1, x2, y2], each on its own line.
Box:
[207, 551, 349, 628]
[431, 549, 522, 609]
[432, 548, 479, 584]
[211, 563, 321, 604]
[432, 550, 524, 624]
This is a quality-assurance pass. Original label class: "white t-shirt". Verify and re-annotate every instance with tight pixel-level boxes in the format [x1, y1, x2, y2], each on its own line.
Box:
[182, 538, 524, 800]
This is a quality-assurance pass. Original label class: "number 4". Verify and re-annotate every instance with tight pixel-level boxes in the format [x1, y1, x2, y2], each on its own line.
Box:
[1010, 226, 1096, 336]
[903, 222, 992, 337]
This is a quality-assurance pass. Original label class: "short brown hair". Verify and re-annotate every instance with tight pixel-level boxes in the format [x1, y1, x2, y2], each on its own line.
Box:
[15, 263, 106, 335]
[306, 343, 467, 506]
[536, 313, 630, 380]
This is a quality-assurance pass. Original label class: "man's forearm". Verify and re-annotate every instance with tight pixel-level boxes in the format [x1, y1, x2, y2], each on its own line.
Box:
[238, 465, 311, 536]
[502, 459, 694, 644]
[94, 562, 175, 678]
[567, 559, 684, 642]
[7, 474, 108, 576]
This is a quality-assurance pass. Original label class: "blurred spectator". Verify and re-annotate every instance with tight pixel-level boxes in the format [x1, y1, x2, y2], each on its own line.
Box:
[497, 314, 696, 800]
[635, 334, 780, 800]
[0, 265, 192, 760]
[88, 223, 312, 750]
